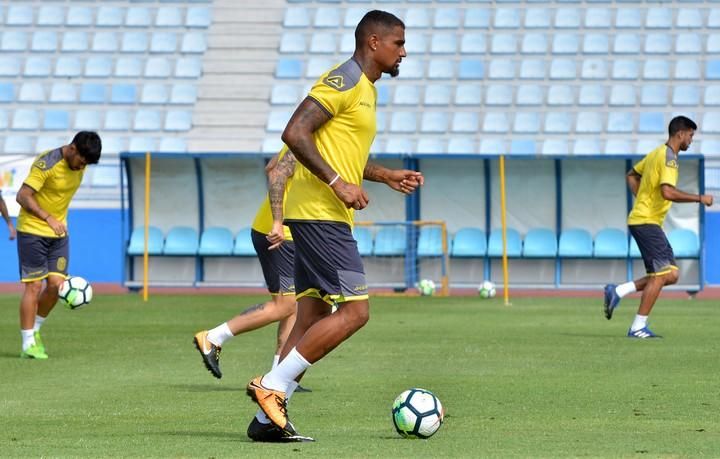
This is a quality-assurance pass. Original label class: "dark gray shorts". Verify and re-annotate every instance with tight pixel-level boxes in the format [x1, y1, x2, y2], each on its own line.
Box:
[17, 231, 69, 282]
[251, 229, 295, 295]
[629, 224, 677, 275]
[287, 221, 368, 304]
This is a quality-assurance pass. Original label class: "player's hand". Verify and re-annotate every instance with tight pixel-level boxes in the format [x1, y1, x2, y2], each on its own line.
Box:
[385, 170, 424, 194]
[331, 179, 369, 210]
[266, 220, 286, 250]
[700, 194, 714, 207]
[7, 222, 16, 240]
[46, 216, 67, 237]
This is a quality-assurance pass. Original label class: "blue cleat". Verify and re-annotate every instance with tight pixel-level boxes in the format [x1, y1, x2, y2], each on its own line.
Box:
[603, 284, 621, 320]
[627, 327, 662, 339]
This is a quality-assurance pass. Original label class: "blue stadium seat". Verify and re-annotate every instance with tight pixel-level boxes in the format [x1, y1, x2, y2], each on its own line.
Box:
[93, 32, 119, 52]
[547, 85, 574, 106]
[310, 33, 335, 53]
[37, 6, 64, 26]
[92, 165, 121, 187]
[158, 137, 187, 152]
[629, 236, 641, 258]
[198, 227, 234, 256]
[165, 111, 192, 131]
[638, 113, 664, 133]
[488, 60, 515, 79]
[521, 33, 547, 54]
[24, 57, 51, 77]
[446, 137, 474, 153]
[677, 10, 702, 28]
[339, 33, 355, 53]
[6, 6, 33, 26]
[510, 140, 536, 155]
[479, 139, 506, 155]
[583, 34, 609, 54]
[612, 60, 639, 80]
[706, 61, 720, 80]
[616, 9, 641, 29]
[81, 78, 108, 98]
[668, 229, 699, 258]
[542, 140, 569, 155]
[486, 85, 512, 106]
[405, 32, 427, 54]
[455, 84, 482, 105]
[283, 7, 310, 28]
[102, 137, 127, 155]
[676, 33, 702, 54]
[31, 31, 57, 52]
[306, 58, 332, 78]
[487, 228, 521, 257]
[573, 139, 601, 155]
[675, 60, 701, 80]
[163, 227, 199, 255]
[97, 7, 123, 27]
[550, 59, 576, 79]
[376, 85, 390, 106]
[646, 7, 672, 28]
[525, 8, 550, 28]
[0, 83, 13, 103]
[673, 86, 699, 106]
[145, 57, 172, 78]
[186, 7, 211, 27]
[458, 60, 483, 79]
[141, 83, 169, 104]
[522, 228, 557, 258]
[111, 84, 137, 104]
[81, 57, 109, 78]
[36, 136, 64, 153]
[465, 9, 490, 28]
[613, 34, 640, 54]
[555, 8, 580, 28]
[405, 8, 430, 28]
[417, 226, 444, 257]
[129, 137, 157, 152]
[353, 227, 374, 257]
[373, 227, 406, 256]
[520, 60, 545, 79]
[376, 112, 387, 133]
[702, 113, 720, 133]
[494, 9, 519, 28]
[420, 111, 448, 134]
[609, 85, 635, 106]
[605, 140, 631, 155]
[704, 86, 720, 105]
[266, 111, 291, 132]
[393, 86, 420, 105]
[105, 110, 131, 131]
[271, 84, 298, 105]
[435, 9, 460, 28]
[127, 226, 164, 256]
[315, 7, 340, 28]
[483, 113, 509, 133]
[578, 85, 605, 106]
[115, 57, 143, 77]
[516, 85, 542, 106]
[400, 59, 424, 79]
[12, 109, 39, 130]
[451, 113, 479, 133]
[513, 113, 539, 133]
[175, 58, 202, 78]
[584, 8, 611, 28]
[67, 7, 93, 27]
[450, 228, 486, 257]
[261, 137, 283, 153]
[151, 32, 177, 53]
[607, 113, 633, 133]
[181, 33, 206, 53]
[385, 138, 414, 154]
[156, 7, 183, 27]
[709, 34, 720, 54]
[643, 60, 670, 80]
[4, 136, 33, 154]
[390, 112, 417, 133]
[544, 113, 572, 133]
[709, 10, 720, 29]
[428, 59, 454, 79]
[491, 34, 516, 54]
[641, 85, 667, 106]
[424, 85, 451, 105]
[701, 140, 720, 156]
[122, 32, 148, 52]
[43, 110, 70, 131]
[645, 34, 671, 54]
[74, 110, 102, 130]
[1, 31, 27, 51]
[19, 83, 45, 103]
[552, 33, 579, 54]
[558, 229, 593, 257]
[344, 8, 367, 28]
[126, 7, 152, 27]
[416, 138, 446, 154]
[431, 33, 457, 54]
[593, 228, 628, 258]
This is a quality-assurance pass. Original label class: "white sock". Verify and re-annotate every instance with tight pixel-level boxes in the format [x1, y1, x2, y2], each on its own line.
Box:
[207, 322, 233, 346]
[615, 282, 637, 298]
[272, 354, 280, 369]
[255, 380, 300, 424]
[34, 315, 46, 332]
[631, 314, 648, 331]
[261, 347, 311, 392]
[21, 329, 35, 351]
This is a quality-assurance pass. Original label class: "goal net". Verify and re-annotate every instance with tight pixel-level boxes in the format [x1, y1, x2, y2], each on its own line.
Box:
[353, 220, 449, 296]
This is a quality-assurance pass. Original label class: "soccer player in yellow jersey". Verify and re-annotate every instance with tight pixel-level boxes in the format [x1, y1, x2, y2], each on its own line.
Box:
[246, 10, 423, 440]
[603, 116, 713, 338]
[0, 191, 17, 240]
[15, 131, 101, 358]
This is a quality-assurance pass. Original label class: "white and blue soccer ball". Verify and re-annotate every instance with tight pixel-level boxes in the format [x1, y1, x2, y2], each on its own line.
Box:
[478, 280, 496, 299]
[59, 276, 93, 309]
[392, 388, 445, 439]
[417, 279, 436, 296]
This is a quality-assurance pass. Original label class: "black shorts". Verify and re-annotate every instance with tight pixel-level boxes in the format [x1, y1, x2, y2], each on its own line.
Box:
[251, 229, 295, 295]
[629, 224, 677, 276]
[288, 221, 368, 305]
[17, 232, 69, 282]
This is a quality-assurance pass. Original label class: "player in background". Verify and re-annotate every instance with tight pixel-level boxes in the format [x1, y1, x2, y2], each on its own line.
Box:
[15, 131, 102, 358]
[0, 191, 17, 240]
[193, 146, 311, 391]
[246, 10, 423, 441]
[604, 116, 713, 338]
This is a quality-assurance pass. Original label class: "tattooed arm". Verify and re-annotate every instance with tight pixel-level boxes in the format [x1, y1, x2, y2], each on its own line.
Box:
[281, 97, 369, 210]
[266, 150, 296, 250]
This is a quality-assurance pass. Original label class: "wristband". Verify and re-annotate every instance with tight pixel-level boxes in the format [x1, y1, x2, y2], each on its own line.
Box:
[329, 174, 340, 186]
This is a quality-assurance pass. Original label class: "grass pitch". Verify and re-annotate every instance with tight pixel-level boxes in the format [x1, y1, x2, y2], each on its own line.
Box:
[0, 292, 719, 458]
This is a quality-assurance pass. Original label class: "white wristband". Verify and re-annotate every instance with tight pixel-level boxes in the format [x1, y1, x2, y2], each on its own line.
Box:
[328, 174, 340, 186]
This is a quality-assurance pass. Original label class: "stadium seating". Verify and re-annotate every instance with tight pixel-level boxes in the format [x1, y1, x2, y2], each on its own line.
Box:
[373, 226, 407, 256]
[558, 229, 593, 258]
[353, 227, 374, 256]
[417, 226, 444, 257]
[127, 226, 164, 256]
[198, 227, 234, 256]
[163, 226, 199, 255]
[593, 228, 629, 258]
[232, 228, 255, 256]
[522, 228, 558, 258]
[668, 228, 700, 258]
[487, 228, 522, 257]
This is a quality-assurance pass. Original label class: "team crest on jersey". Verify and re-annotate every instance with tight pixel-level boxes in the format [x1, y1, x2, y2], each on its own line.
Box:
[324, 75, 344, 89]
[666, 159, 678, 169]
[34, 160, 46, 170]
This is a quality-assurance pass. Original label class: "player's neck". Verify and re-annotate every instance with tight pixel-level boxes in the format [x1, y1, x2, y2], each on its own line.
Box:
[352, 53, 381, 83]
[665, 141, 680, 156]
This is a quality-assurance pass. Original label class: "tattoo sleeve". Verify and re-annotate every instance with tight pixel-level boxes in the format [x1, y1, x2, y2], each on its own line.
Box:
[281, 97, 336, 183]
[267, 151, 296, 222]
[363, 161, 389, 183]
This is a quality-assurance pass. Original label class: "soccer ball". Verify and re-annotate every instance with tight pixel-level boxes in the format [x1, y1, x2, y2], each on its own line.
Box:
[417, 279, 436, 296]
[59, 276, 93, 309]
[478, 280, 496, 299]
[392, 388, 444, 439]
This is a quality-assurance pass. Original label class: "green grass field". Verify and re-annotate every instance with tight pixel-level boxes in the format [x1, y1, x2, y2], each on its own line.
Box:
[0, 293, 718, 458]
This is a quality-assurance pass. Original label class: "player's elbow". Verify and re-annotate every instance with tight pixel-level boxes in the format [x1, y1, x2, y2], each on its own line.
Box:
[660, 185, 674, 201]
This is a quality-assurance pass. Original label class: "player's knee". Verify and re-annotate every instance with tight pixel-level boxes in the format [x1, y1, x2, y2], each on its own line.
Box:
[665, 269, 680, 285]
[24, 281, 42, 296]
[343, 302, 370, 329]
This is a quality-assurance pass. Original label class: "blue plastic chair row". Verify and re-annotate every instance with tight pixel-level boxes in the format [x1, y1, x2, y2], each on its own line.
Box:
[0, 31, 207, 54]
[0, 109, 192, 132]
[0, 82, 197, 105]
[0, 136, 188, 155]
[3, 5, 211, 28]
[0, 56, 202, 79]
[127, 227, 255, 257]
[275, 58, 483, 80]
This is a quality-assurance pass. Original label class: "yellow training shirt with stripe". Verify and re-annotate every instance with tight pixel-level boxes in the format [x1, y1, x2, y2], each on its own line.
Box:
[627, 144, 680, 226]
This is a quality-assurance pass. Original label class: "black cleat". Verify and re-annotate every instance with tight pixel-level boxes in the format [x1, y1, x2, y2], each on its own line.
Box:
[193, 330, 222, 379]
[247, 417, 315, 443]
[295, 385, 312, 393]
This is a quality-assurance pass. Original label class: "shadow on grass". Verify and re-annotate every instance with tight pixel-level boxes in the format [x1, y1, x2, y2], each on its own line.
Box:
[168, 384, 241, 392]
[161, 430, 250, 441]
[0, 352, 21, 359]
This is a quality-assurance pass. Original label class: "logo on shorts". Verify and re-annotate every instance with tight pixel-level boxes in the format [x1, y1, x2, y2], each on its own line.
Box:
[57, 257, 67, 272]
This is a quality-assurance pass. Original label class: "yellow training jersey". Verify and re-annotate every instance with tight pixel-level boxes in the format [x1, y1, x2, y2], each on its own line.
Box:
[627, 144, 679, 226]
[17, 148, 84, 238]
[251, 145, 293, 240]
[284, 58, 377, 226]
